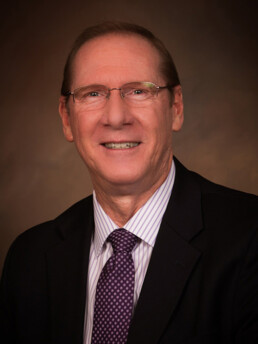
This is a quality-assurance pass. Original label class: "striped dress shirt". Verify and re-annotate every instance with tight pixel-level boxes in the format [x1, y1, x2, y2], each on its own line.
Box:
[83, 160, 176, 343]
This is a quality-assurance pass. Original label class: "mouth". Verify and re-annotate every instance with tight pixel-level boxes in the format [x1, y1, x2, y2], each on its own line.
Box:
[102, 142, 140, 149]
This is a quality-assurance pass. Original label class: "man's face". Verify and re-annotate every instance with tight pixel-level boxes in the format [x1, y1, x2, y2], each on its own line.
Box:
[59, 34, 183, 195]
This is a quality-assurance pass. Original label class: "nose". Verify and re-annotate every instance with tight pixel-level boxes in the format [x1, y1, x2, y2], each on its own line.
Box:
[102, 89, 132, 129]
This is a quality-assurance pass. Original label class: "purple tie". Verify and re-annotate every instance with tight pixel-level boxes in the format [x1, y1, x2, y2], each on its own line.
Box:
[91, 228, 138, 344]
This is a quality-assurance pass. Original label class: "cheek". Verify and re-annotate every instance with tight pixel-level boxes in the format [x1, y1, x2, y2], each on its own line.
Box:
[151, 106, 173, 139]
[69, 110, 96, 140]
[155, 113, 173, 155]
[143, 114, 172, 162]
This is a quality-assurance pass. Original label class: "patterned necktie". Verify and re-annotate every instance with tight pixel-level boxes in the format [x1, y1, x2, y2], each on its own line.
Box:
[91, 228, 138, 344]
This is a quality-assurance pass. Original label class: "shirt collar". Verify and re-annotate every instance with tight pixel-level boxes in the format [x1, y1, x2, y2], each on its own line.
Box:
[93, 160, 176, 257]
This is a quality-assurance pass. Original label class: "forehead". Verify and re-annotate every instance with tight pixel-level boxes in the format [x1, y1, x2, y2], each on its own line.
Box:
[71, 33, 163, 87]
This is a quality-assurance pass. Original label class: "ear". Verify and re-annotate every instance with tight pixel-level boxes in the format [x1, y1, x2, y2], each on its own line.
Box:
[59, 96, 74, 142]
[171, 85, 184, 132]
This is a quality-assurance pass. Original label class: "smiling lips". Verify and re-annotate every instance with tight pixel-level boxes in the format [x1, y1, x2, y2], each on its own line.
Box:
[103, 142, 140, 149]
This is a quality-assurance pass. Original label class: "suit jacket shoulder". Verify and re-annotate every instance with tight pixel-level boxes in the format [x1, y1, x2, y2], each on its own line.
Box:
[0, 195, 94, 344]
[6, 195, 94, 256]
[128, 158, 258, 344]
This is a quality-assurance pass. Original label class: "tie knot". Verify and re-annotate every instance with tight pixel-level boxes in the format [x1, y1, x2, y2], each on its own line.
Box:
[108, 228, 138, 253]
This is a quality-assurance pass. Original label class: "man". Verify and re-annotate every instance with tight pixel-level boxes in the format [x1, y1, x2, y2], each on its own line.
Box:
[0, 22, 257, 344]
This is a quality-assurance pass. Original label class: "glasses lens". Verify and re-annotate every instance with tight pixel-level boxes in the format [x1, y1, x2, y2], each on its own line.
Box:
[121, 82, 157, 102]
[74, 85, 108, 104]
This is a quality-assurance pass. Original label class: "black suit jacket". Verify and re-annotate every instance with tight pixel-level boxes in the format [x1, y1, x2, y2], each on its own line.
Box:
[1, 158, 257, 343]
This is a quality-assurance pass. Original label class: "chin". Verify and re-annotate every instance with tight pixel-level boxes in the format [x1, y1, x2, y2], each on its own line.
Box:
[108, 174, 140, 186]
[102, 170, 145, 187]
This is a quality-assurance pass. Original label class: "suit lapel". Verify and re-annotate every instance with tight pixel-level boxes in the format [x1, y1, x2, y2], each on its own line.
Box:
[46, 198, 94, 344]
[127, 159, 203, 344]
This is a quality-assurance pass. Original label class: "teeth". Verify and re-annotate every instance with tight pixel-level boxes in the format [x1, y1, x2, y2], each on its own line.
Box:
[104, 142, 139, 149]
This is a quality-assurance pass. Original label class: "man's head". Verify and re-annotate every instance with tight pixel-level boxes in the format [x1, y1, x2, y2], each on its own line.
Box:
[59, 22, 183, 197]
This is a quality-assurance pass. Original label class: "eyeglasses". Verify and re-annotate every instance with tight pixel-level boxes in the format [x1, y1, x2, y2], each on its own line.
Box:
[64, 81, 171, 109]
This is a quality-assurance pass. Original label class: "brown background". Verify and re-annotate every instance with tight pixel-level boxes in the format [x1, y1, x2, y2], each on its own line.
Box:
[0, 0, 257, 273]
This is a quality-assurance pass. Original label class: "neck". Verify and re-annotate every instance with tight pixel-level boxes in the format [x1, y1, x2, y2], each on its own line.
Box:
[93, 164, 172, 227]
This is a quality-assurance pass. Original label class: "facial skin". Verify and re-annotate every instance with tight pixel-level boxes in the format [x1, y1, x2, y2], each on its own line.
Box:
[59, 33, 183, 225]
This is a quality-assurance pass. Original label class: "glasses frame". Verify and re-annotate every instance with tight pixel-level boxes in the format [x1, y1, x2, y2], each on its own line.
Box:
[64, 81, 172, 104]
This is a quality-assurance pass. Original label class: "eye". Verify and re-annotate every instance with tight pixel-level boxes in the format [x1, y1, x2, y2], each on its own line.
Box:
[133, 89, 145, 95]
[121, 82, 156, 101]
[126, 87, 150, 100]
[74, 86, 107, 103]
[80, 90, 102, 99]
[88, 91, 101, 97]
[124, 87, 148, 96]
